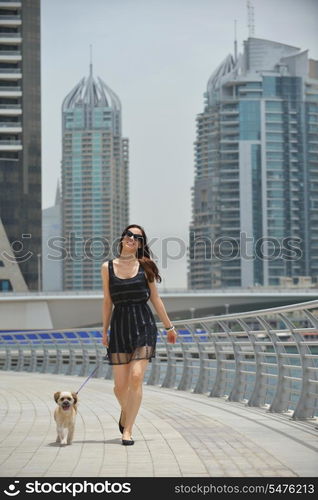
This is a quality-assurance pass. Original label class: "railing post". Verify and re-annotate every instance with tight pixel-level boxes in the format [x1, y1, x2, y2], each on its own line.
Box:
[218, 320, 246, 402]
[146, 329, 162, 386]
[257, 316, 292, 414]
[37, 343, 44, 372]
[237, 318, 267, 408]
[78, 344, 90, 377]
[146, 355, 161, 386]
[94, 343, 105, 378]
[177, 341, 194, 391]
[104, 362, 113, 380]
[66, 344, 77, 375]
[177, 323, 197, 392]
[279, 311, 318, 420]
[53, 344, 63, 374]
[16, 345, 24, 371]
[23, 342, 32, 372]
[30, 344, 37, 372]
[161, 343, 177, 389]
[41, 346, 49, 373]
[4, 346, 12, 370]
[193, 342, 210, 394]
[208, 326, 228, 398]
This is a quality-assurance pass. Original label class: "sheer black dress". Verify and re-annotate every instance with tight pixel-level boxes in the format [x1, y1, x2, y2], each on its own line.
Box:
[107, 259, 158, 365]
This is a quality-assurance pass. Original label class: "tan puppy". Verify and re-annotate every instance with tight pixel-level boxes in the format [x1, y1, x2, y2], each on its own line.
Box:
[54, 391, 78, 446]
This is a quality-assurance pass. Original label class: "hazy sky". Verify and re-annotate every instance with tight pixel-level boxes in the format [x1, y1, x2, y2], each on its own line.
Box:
[41, 0, 318, 289]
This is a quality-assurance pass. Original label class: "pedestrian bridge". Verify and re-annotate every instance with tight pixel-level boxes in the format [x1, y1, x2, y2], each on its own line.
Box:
[0, 300, 317, 477]
[1, 288, 318, 329]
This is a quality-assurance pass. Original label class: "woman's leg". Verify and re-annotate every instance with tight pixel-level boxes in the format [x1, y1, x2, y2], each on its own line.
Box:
[122, 359, 149, 440]
[112, 364, 130, 427]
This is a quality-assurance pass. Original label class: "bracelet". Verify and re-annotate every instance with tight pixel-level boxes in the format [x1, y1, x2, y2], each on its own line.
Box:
[165, 325, 175, 332]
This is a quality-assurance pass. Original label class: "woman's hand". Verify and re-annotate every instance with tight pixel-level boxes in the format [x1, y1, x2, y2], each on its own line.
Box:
[102, 332, 109, 348]
[167, 329, 178, 344]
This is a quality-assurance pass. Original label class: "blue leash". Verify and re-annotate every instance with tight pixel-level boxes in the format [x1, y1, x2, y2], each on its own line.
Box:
[76, 352, 108, 394]
[76, 366, 98, 394]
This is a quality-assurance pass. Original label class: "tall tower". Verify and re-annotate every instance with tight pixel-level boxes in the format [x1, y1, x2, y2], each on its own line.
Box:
[189, 37, 318, 289]
[61, 65, 129, 290]
[42, 182, 62, 292]
[0, 0, 41, 291]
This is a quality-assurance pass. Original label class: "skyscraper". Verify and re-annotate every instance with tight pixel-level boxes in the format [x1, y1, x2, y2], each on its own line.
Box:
[189, 37, 318, 289]
[42, 182, 62, 292]
[0, 0, 41, 291]
[61, 64, 129, 290]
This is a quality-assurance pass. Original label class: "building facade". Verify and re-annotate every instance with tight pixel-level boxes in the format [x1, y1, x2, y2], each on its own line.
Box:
[0, 0, 41, 291]
[61, 65, 129, 290]
[42, 182, 63, 292]
[189, 37, 318, 289]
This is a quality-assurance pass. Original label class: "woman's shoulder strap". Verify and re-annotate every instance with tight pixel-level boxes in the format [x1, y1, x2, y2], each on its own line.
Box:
[108, 259, 114, 275]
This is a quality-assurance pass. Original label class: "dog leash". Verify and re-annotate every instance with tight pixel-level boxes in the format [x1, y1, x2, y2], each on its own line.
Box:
[75, 366, 98, 394]
[75, 352, 109, 394]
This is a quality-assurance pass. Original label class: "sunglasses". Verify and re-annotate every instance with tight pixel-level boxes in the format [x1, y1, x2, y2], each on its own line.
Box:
[124, 230, 144, 242]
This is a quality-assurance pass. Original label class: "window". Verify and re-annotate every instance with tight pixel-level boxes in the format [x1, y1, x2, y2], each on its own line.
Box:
[263, 77, 277, 97]
[266, 142, 284, 151]
[266, 133, 283, 141]
[266, 113, 283, 122]
[0, 280, 12, 291]
[266, 101, 283, 111]
[267, 152, 284, 160]
[239, 101, 260, 140]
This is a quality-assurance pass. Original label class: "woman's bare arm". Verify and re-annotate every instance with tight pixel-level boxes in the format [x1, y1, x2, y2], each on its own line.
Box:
[148, 280, 177, 344]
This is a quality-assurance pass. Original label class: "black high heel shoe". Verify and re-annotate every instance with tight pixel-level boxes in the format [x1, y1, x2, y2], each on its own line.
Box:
[122, 437, 134, 446]
[118, 411, 124, 434]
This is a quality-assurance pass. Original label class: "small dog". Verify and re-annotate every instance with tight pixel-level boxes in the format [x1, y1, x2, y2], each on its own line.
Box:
[54, 391, 78, 446]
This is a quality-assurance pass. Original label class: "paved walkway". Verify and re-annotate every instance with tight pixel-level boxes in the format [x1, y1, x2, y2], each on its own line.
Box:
[0, 372, 317, 477]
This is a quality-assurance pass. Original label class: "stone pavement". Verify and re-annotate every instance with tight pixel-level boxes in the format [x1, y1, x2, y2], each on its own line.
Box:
[0, 372, 317, 477]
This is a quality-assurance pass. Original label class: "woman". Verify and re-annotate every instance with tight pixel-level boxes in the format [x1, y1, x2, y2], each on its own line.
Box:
[101, 224, 177, 445]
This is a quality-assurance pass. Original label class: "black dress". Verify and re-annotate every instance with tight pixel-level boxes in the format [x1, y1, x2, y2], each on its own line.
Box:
[107, 259, 158, 365]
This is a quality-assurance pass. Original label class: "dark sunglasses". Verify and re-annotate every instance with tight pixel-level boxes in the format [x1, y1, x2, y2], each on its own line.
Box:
[124, 229, 144, 241]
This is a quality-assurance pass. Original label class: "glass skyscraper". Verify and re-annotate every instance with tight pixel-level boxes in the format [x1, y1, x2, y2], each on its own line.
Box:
[189, 37, 318, 289]
[0, 0, 41, 291]
[61, 64, 129, 290]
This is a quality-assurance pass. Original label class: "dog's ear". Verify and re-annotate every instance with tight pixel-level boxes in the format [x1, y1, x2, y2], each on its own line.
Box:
[54, 391, 61, 403]
[72, 392, 78, 404]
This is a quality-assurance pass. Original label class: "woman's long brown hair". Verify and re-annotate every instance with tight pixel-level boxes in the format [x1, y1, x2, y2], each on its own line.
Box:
[118, 224, 162, 283]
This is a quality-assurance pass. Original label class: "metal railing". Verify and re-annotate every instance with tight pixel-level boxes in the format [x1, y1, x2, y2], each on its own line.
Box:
[0, 68, 21, 73]
[0, 103, 20, 107]
[0, 86, 20, 91]
[0, 122, 20, 127]
[0, 50, 20, 55]
[0, 299, 317, 422]
[0, 140, 21, 144]
[0, 33, 21, 38]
